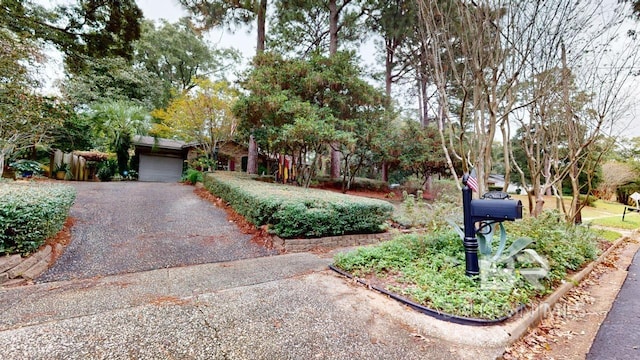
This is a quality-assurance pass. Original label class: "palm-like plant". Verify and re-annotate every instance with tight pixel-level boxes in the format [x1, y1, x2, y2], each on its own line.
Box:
[90, 100, 150, 174]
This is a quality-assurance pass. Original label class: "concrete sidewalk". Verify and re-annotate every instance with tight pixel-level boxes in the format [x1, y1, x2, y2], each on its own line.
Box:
[0, 252, 522, 360]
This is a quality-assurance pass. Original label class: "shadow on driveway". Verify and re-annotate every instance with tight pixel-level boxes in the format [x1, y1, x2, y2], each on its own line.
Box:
[38, 182, 278, 282]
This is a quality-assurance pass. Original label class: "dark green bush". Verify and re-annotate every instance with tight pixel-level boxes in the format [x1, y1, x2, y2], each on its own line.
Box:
[314, 176, 389, 192]
[182, 169, 203, 184]
[0, 183, 76, 255]
[204, 172, 393, 238]
[9, 160, 43, 175]
[505, 210, 600, 283]
[97, 159, 117, 181]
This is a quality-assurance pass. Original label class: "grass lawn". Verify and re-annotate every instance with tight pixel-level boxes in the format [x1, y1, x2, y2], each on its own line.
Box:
[511, 194, 637, 231]
[590, 216, 640, 230]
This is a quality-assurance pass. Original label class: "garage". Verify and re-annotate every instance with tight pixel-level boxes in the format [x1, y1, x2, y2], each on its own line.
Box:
[133, 136, 189, 183]
[138, 154, 184, 182]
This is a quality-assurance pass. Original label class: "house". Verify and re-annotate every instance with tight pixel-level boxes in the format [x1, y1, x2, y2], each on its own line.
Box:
[216, 141, 253, 172]
[133, 136, 191, 182]
[132, 136, 253, 182]
[488, 174, 522, 193]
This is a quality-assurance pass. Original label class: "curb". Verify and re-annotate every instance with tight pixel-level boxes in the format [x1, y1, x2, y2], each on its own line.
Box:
[504, 234, 629, 347]
[0, 244, 61, 288]
[275, 232, 396, 253]
[329, 264, 522, 326]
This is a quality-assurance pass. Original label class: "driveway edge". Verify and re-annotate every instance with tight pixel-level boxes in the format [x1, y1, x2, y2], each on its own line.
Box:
[503, 235, 629, 349]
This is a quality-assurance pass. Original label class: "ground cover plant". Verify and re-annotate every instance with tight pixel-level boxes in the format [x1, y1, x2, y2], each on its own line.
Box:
[203, 171, 393, 238]
[333, 211, 602, 320]
[391, 179, 460, 229]
[0, 182, 76, 255]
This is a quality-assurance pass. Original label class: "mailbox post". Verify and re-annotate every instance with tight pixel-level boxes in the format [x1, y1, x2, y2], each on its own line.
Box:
[462, 174, 479, 277]
[461, 174, 523, 277]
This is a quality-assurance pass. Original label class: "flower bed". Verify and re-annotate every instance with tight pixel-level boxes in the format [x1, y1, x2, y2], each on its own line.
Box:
[332, 212, 602, 321]
[0, 182, 76, 255]
[203, 172, 393, 238]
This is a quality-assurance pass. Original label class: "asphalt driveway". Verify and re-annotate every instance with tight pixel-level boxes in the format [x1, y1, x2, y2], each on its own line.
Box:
[38, 182, 278, 282]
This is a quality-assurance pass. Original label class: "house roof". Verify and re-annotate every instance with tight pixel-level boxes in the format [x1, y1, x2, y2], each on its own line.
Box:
[133, 135, 186, 150]
[72, 151, 110, 161]
[133, 136, 254, 158]
[219, 141, 249, 158]
[488, 174, 505, 184]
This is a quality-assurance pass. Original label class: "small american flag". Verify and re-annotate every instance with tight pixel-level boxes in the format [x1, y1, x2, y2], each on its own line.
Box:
[467, 168, 479, 193]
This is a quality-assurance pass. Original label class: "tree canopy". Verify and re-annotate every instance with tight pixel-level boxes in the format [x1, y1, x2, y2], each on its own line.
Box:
[0, 0, 143, 74]
[1, 0, 639, 223]
[134, 18, 240, 107]
[152, 79, 239, 167]
[233, 51, 388, 189]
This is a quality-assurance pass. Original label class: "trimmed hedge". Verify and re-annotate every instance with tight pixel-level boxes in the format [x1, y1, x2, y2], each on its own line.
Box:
[0, 183, 76, 255]
[203, 172, 393, 238]
[314, 176, 389, 192]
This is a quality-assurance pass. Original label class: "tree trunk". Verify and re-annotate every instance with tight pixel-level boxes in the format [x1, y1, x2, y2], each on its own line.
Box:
[256, 0, 267, 53]
[562, 41, 582, 224]
[247, 134, 258, 174]
[385, 39, 393, 97]
[532, 173, 545, 217]
[329, 0, 338, 55]
[330, 143, 341, 179]
[381, 162, 388, 182]
[501, 119, 511, 192]
[329, 0, 340, 177]
[543, 157, 552, 196]
[419, 52, 429, 127]
[420, 77, 429, 127]
[569, 162, 582, 224]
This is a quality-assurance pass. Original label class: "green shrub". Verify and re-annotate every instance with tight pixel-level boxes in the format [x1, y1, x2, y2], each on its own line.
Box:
[579, 194, 596, 207]
[392, 183, 461, 229]
[203, 172, 393, 238]
[504, 210, 600, 283]
[350, 177, 389, 192]
[97, 159, 117, 181]
[314, 176, 389, 192]
[430, 179, 460, 204]
[9, 160, 43, 176]
[182, 169, 203, 184]
[0, 183, 76, 255]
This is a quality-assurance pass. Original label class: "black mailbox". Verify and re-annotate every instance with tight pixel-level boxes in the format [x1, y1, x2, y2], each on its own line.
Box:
[461, 174, 525, 277]
[470, 198, 523, 223]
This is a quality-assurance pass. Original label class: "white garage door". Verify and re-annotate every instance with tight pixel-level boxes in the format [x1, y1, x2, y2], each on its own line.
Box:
[139, 154, 184, 182]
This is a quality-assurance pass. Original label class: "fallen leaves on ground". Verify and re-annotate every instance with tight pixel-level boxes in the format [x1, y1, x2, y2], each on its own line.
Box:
[502, 250, 615, 360]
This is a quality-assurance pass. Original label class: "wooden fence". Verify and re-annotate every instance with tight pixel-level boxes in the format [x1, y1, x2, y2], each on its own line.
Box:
[50, 150, 105, 181]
